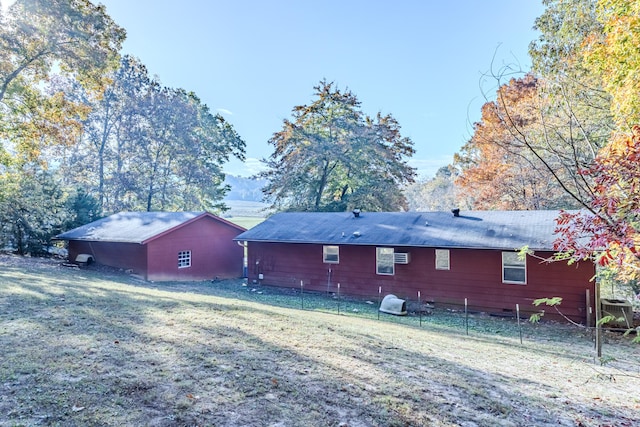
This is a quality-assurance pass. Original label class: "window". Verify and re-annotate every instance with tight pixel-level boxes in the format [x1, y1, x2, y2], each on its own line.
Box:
[435, 249, 450, 270]
[502, 251, 526, 284]
[376, 247, 395, 275]
[178, 250, 191, 268]
[323, 245, 339, 263]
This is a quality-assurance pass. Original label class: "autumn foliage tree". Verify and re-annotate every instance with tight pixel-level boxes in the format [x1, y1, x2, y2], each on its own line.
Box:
[0, 0, 125, 165]
[0, 0, 124, 253]
[455, 0, 611, 212]
[555, 127, 640, 283]
[554, 0, 640, 285]
[1, 2, 244, 253]
[456, 0, 640, 303]
[463, 0, 640, 294]
[455, 74, 583, 210]
[456, 0, 615, 213]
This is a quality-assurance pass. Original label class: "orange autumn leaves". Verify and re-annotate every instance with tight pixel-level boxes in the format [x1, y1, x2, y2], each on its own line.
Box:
[454, 75, 573, 210]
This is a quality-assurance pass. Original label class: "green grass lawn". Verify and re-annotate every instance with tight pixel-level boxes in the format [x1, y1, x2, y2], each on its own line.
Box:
[224, 215, 265, 229]
[1, 254, 639, 426]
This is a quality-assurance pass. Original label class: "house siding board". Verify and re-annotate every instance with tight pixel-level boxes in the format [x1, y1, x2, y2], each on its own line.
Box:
[247, 242, 595, 323]
[146, 216, 244, 281]
[68, 240, 147, 276]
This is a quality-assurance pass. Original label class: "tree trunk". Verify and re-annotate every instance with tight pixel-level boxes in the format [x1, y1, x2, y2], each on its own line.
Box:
[314, 159, 330, 210]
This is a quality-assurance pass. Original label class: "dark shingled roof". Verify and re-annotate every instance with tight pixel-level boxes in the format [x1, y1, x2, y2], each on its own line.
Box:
[235, 210, 572, 251]
[56, 211, 239, 244]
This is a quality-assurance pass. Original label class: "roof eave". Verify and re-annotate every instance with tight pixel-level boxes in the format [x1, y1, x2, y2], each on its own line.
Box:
[236, 238, 557, 252]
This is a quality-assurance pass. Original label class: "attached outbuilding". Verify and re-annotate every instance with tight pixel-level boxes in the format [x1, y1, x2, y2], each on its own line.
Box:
[235, 210, 596, 323]
[57, 211, 246, 281]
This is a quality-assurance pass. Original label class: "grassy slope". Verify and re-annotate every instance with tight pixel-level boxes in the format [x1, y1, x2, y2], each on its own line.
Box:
[222, 199, 268, 229]
[224, 216, 265, 229]
[1, 255, 639, 427]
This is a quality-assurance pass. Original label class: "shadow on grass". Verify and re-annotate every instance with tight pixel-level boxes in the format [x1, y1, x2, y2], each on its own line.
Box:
[1, 260, 638, 426]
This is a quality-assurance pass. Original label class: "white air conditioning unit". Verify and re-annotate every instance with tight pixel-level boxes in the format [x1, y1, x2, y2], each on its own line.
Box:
[394, 252, 410, 264]
[600, 298, 633, 328]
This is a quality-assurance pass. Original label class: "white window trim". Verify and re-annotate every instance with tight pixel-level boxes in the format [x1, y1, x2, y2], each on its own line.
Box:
[376, 247, 395, 275]
[502, 251, 526, 284]
[178, 250, 191, 269]
[323, 245, 339, 264]
[435, 249, 450, 270]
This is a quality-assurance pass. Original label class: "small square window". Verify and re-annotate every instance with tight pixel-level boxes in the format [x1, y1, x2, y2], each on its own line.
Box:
[376, 247, 394, 275]
[435, 249, 450, 270]
[178, 250, 191, 268]
[502, 251, 526, 284]
[323, 245, 339, 263]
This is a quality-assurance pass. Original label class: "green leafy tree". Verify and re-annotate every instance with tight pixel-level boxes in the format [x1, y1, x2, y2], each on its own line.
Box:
[53, 56, 150, 209]
[54, 56, 246, 213]
[529, 0, 601, 78]
[0, 169, 69, 255]
[124, 85, 245, 212]
[583, 0, 640, 127]
[260, 80, 416, 212]
[64, 187, 102, 230]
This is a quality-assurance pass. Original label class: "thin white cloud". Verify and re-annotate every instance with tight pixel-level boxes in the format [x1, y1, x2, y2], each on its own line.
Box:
[409, 155, 453, 179]
[224, 157, 266, 178]
[216, 108, 233, 116]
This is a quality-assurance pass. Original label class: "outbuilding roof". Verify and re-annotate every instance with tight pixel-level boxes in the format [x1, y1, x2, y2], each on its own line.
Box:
[57, 211, 244, 244]
[235, 210, 573, 251]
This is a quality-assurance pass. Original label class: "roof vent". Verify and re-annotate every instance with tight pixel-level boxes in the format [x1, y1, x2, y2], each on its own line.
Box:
[451, 208, 460, 217]
[352, 208, 361, 218]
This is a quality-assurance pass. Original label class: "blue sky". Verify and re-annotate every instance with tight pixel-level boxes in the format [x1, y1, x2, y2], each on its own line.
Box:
[97, 1, 543, 178]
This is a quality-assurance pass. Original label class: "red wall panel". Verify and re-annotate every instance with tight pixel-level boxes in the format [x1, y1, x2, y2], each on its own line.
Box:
[146, 217, 243, 281]
[246, 242, 595, 323]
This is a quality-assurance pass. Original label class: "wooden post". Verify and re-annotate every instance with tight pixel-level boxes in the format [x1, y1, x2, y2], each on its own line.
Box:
[337, 282, 341, 315]
[300, 280, 304, 310]
[516, 303, 522, 344]
[586, 289, 592, 329]
[378, 286, 382, 320]
[465, 298, 469, 336]
[418, 291, 422, 327]
[595, 281, 602, 358]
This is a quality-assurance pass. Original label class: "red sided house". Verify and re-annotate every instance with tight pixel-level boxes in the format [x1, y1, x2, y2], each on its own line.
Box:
[57, 211, 246, 281]
[235, 210, 596, 323]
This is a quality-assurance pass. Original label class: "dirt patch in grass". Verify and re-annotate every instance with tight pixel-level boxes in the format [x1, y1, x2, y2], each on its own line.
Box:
[1, 254, 640, 426]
